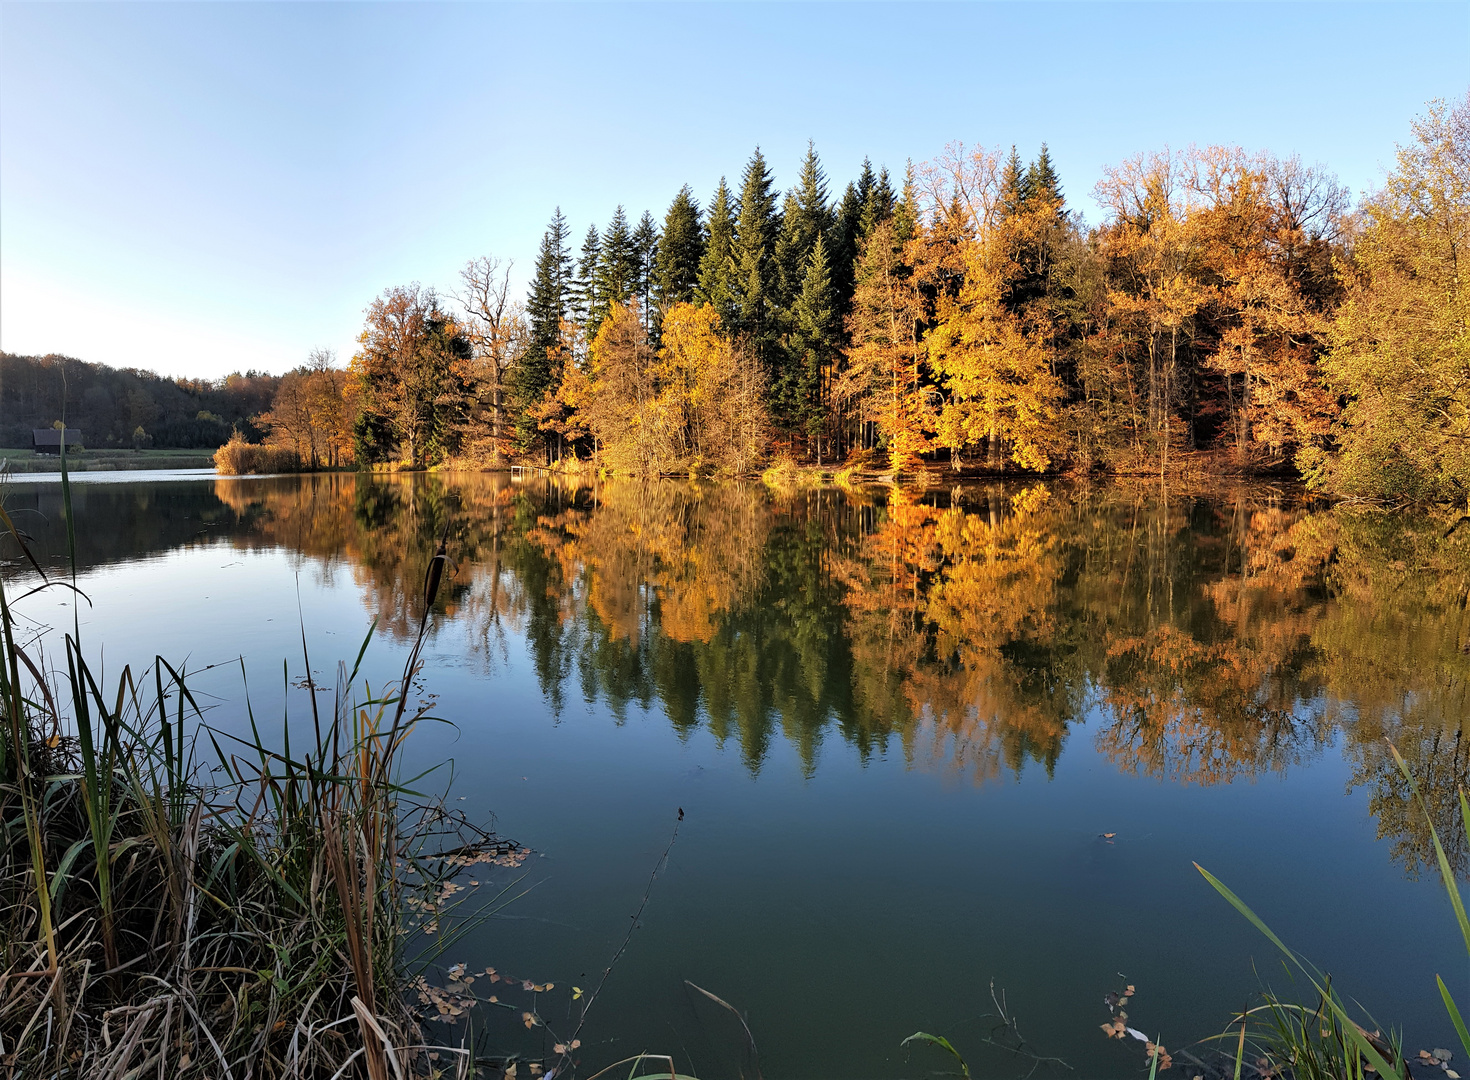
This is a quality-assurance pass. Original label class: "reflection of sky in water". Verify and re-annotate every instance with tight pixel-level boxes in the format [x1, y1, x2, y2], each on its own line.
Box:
[1, 474, 1463, 1077]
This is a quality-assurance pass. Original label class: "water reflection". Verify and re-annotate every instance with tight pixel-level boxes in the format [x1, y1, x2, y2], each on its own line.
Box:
[5, 472, 1468, 878]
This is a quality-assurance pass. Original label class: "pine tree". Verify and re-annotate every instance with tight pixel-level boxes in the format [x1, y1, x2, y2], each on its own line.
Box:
[732, 148, 782, 361]
[573, 225, 602, 330]
[655, 185, 705, 311]
[593, 206, 639, 331]
[776, 141, 833, 306]
[632, 210, 660, 315]
[697, 178, 740, 327]
[832, 178, 867, 315]
[783, 234, 839, 447]
[1025, 143, 1064, 208]
[858, 165, 895, 238]
[1001, 146, 1027, 219]
[514, 209, 574, 448]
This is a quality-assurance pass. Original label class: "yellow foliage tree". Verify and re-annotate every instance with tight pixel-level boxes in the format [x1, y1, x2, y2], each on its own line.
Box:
[927, 231, 1064, 472]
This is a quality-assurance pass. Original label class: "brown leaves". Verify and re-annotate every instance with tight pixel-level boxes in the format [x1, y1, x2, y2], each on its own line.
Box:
[1419, 1049, 1458, 1078]
[1100, 982, 1168, 1069]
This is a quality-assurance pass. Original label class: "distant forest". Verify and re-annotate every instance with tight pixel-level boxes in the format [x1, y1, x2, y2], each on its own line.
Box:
[0, 353, 279, 450]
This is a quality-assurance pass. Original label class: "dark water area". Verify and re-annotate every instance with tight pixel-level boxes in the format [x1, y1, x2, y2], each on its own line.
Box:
[2, 471, 1465, 1078]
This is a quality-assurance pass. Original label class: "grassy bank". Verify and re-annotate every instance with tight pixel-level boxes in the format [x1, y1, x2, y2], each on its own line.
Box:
[0, 483, 505, 1077]
[0, 447, 218, 473]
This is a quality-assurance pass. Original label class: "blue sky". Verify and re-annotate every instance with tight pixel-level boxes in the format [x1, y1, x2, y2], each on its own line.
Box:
[2, 2, 1467, 381]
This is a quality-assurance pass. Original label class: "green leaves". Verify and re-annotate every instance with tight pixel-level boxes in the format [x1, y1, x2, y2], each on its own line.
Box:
[901, 1031, 972, 1080]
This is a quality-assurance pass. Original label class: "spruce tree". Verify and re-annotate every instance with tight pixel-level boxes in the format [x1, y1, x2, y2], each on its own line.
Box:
[775, 141, 833, 307]
[1001, 146, 1027, 218]
[858, 165, 895, 238]
[696, 178, 739, 327]
[782, 234, 838, 446]
[732, 147, 782, 360]
[632, 211, 659, 305]
[1025, 144, 1064, 209]
[572, 225, 602, 330]
[655, 185, 704, 311]
[831, 178, 867, 315]
[593, 206, 638, 330]
[514, 209, 573, 448]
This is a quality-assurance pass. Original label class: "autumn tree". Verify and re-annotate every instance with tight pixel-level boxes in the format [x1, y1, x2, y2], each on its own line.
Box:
[580, 300, 663, 474]
[1191, 149, 1344, 462]
[656, 302, 771, 475]
[1317, 92, 1470, 503]
[837, 216, 932, 470]
[1094, 149, 1208, 472]
[260, 348, 354, 468]
[351, 284, 473, 467]
[458, 255, 526, 464]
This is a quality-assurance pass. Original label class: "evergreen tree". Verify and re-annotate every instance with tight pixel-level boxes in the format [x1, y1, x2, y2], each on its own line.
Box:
[894, 161, 919, 245]
[573, 225, 602, 330]
[656, 185, 705, 311]
[776, 141, 833, 306]
[697, 178, 740, 327]
[593, 206, 639, 331]
[525, 209, 572, 357]
[858, 165, 895, 238]
[1001, 146, 1026, 219]
[732, 147, 782, 360]
[632, 210, 660, 314]
[831, 178, 867, 315]
[515, 209, 574, 448]
[781, 234, 839, 446]
[1025, 143, 1064, 208]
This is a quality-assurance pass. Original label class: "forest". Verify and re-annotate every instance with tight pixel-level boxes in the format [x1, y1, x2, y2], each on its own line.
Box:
[0, 352, 280, 450]
[14, 93, 1467, 503]
[318, 92, 1467, 501]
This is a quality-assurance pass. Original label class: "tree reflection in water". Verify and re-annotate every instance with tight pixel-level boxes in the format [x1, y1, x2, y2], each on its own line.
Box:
[9, 472, 1466, 877]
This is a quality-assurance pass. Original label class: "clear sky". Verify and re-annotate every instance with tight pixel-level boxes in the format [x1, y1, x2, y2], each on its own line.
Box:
[2, 2, 1467, 381]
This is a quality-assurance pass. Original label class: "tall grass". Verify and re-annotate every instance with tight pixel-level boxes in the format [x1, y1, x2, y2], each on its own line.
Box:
[1197, 743, 1470, 1080]
[0, 464, 488, 1077]
[215, 433, 303, 475]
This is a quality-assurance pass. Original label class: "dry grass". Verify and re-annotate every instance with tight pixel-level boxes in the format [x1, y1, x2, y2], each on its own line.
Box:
[215, 434, 303, 475]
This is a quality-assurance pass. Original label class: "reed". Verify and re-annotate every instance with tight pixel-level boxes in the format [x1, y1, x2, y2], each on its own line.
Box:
[215, 433, 304, 475]
[0, 461, 492, 1077]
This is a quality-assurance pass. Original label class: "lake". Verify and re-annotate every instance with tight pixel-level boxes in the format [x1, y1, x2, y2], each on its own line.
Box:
[1, 470, 1463, 1078]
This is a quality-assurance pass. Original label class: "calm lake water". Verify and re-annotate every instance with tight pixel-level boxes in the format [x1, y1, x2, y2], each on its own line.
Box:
[2, 471, 1464, 1078]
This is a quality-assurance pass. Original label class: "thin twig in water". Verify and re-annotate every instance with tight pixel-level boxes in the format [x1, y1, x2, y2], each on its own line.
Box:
[684, 981, 761, 1080]
[972, 979, 1072, 1078]
[558, 812, 682, 1069]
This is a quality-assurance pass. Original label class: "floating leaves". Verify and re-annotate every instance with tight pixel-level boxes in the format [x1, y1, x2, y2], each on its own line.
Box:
[1420, 1049, 1459, 1078]
[1145, 1040, 1173, 1071]
[1099, 981, 1169, 1070]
